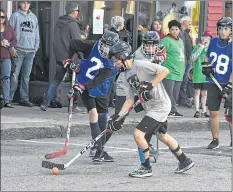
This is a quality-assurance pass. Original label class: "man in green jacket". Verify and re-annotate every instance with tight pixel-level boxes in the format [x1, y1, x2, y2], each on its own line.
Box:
[161, 20, 185, 117]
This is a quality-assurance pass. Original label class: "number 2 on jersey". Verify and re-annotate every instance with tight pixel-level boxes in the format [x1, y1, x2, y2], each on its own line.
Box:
[86, 57, 103, 79]
[209, 52, 229, 75]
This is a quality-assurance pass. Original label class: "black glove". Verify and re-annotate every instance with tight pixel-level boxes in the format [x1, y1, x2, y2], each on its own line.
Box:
[201, 62, 214, 77]
[73, 82, 86, 94]
[107, 114, 125, 132]
[221, 82, 232, 99]
[66, 88, 79, 101]
[134, 95, 144, 113]
[138, 81, 153, 102]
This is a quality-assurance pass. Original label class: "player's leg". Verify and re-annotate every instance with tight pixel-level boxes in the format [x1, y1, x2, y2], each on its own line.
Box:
[193, 84, 201, 118]
[158, 122, 195, 173]
[96, 97, 114, 162]
[129, 116, 159, 178]
[207, 84, 222, 149]
[200, 83, 209, 117]
[81, 91, 103, 161]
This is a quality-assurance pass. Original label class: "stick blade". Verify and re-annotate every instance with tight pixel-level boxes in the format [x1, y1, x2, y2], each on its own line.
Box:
[42, 160, 65, 170]
[44, 150, 67, 159]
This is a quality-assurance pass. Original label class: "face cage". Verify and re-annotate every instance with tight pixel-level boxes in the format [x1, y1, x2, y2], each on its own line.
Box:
[98, 40, 111, 59]
[217, 25, 232, 41]
[141, 42, 160, 60]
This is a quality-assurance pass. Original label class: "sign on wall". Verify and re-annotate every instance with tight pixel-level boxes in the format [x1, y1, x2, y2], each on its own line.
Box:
[93, 9, 104, 34]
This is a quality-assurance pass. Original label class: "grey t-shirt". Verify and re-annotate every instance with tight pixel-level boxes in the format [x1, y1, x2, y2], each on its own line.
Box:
[122, 59, 171, 122]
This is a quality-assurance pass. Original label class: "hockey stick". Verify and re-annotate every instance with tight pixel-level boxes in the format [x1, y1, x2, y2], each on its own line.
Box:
[42, 99, 141, 170]
[209, 73, 223, 91]
[44, 70, 76, 159]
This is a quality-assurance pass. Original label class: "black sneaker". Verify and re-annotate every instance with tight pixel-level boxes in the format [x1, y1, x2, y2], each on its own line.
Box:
[129, 165, 152, 178]
[174, 158, 195, 174]
[194, 111, 200, 118]
[100, 151, 114, 162]
[19, 100, 33, 107]
[168, 112, 184, 117]
[207, 138, 219, 149]
[92, 150, 103, 162]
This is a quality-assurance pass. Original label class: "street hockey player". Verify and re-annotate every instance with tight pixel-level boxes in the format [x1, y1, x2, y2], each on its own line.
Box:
[202, 17, 232, 149]
[107, 40, 195, 178]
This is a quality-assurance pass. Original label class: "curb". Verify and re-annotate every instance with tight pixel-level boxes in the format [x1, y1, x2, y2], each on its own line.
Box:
[1, 120, 230, 140]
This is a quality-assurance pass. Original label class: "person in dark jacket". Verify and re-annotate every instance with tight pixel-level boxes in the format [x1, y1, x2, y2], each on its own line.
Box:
[0, 9, 17, 108]
[40, 1, 82, 111]
[178, 15, 194, 107]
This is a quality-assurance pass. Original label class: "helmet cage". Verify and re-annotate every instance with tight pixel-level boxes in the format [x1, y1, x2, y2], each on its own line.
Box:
[98, 39, 111, 59]
[142, 40, 160, 60]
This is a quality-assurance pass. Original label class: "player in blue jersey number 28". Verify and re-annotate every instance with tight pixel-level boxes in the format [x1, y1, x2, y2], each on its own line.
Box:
[202, 17, 232, 149]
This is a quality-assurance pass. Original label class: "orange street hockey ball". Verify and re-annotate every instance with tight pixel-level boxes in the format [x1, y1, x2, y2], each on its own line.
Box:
[51, 167, 59, 175]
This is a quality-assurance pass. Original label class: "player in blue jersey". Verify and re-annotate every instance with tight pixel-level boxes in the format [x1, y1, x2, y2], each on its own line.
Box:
[64, 30, 124, 162]
[202, 17, 232, 149]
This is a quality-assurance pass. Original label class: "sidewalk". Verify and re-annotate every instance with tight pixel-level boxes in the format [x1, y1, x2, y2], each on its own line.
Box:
[1, 104, 230, 140]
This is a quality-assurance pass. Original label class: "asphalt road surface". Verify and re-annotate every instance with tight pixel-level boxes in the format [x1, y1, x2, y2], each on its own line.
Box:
[1, 129, 232, 191]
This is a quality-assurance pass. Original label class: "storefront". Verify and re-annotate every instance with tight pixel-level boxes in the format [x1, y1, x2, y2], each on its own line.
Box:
[2, 1, 229, 106]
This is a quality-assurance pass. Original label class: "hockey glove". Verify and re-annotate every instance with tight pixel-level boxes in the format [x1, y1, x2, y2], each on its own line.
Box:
[221, 82, 232, 99]
[66, 88, 79, 101]
[62, 58, 74, 69]
[107, 114, 125, 132]
[201, 62, 214, 77]
[138, 81, 153, 102]
[73, 82, 86, 94]
[152, 45, 166, 65]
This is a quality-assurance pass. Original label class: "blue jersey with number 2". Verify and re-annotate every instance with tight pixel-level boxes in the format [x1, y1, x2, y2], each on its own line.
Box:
[206, 38, 232, 84]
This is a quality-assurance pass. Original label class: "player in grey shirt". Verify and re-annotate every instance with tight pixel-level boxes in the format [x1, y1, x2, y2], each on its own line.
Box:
[107, 40, 195, 178]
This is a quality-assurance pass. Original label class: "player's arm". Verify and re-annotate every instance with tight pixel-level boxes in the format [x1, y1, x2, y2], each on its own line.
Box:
[151, 67, 169, 86]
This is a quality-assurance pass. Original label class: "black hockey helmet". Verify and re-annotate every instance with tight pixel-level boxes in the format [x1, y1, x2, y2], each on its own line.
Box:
[216, 17, 232, 41]
[98, 30, 120, 58]
[142, 31, 160, 60]
[109, 40, 132, 61]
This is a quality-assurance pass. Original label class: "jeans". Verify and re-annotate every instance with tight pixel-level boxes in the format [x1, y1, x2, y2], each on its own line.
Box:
[178, 62, 193, 105]
[43, 62, 67, 106]
[0, 59, 11, 103]
[10, 50, 35, 102]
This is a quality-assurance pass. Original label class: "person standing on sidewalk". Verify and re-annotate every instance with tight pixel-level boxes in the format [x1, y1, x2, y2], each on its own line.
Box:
[203, 17, 232, 149]
[40, 1, 82, 111]
[161, 20, 185, 117]
[190, 29, 212, 118]
[178, 15, 194, 108]
[9, 1, 40, 107]
[0, 9, 17, 108]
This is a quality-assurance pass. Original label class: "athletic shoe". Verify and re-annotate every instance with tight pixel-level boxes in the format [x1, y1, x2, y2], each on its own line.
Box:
[89, 147, 96, 157]
[100, 151, 114, 162]
[207, 138, 219, 149]
[19, 100, 33, 107]
[168, 112, 184, 117]
[40, 104, 47, 111]
[129, 165, 152, 178]
[92, 150, 103, 162]
[174, 158, 195, 174]
[194, 111, 200, 118]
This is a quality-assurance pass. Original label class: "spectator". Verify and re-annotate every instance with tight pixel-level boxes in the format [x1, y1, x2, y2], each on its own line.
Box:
[137, 25, 143, 48]
[161, 20, 185, 117]
[190, 29, 212, 118]
[81, 23, 90, 39]
[150, 19, 165, 39]
[178, 15, 194, 108]
[9, 1, 40, 107]
[103, 24, 109, 33]
[40, 1, 82, 111]
[0, 9, 17, 108]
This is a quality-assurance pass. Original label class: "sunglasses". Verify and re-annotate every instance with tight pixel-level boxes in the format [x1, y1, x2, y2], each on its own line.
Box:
[0, 16, 5, 19]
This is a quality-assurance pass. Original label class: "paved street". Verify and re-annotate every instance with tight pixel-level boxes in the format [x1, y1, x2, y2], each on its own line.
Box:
[1, 129, 232, 191]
